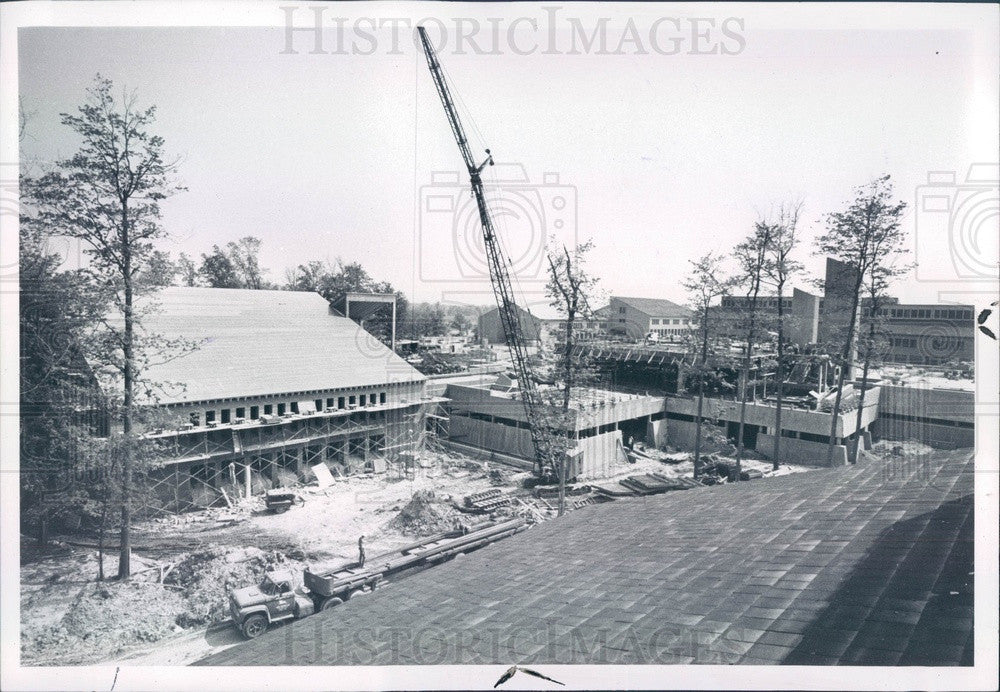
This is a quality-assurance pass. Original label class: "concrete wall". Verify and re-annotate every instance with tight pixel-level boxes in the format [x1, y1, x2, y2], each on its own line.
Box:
[875, 384, 974, 449]
[662, 390, 879, 438]
[573, 431, 628, 479]
[448, 414, 626, 479]
[446, 383, 666, 432]
[448, 415, 537, 460]
[756, 433, 848, 467]
[789, 288, 820, 346]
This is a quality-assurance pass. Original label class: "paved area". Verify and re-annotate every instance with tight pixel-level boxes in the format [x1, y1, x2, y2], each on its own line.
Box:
[198, 450, 974, 666]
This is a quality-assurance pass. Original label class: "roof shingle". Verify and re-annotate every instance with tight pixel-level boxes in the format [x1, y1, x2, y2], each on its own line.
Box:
[198, 450, 974, 666]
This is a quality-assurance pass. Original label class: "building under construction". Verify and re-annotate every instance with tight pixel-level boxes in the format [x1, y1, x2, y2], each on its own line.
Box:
[125, 288, 438, 513]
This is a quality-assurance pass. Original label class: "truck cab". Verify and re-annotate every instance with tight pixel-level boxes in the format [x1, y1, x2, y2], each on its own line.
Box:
[229, 569, 314, 639]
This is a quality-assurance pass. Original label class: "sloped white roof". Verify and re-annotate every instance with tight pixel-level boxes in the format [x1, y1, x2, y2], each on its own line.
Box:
[117, 287, 423, 405]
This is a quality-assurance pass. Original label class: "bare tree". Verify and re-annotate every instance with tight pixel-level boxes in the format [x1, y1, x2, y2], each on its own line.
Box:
[815, 175, 906, 466]
[761, 202, 804, 471]
[681, 253, 734, 479]
[545, 240, 601, 515]
[731, 222, 775, 481]
[21, 76, 185, 578]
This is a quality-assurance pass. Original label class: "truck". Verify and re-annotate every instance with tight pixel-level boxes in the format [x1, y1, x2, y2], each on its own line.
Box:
[228, 517, 528, 639]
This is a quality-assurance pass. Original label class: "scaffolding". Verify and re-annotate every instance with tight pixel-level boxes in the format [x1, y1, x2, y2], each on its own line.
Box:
[143, 398, 447, 515]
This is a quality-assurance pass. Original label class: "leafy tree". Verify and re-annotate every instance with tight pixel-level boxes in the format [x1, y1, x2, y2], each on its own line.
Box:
[199, 245, 242, 288]
[545, 240, 603, 514]
[176, 252, 199, 286]
[226, 236, 266, 289]
[851, 250, 909, 462]
[451, 311, 472, 334]
[284, 258, 406, 343]
[731, 222, 775, 481]
[816, 175, 906, 466]
[19, 221, 108, 546]
[682, 253, 735, 478]
[761, 202, 804, 471]
[21, 75, 186, 578]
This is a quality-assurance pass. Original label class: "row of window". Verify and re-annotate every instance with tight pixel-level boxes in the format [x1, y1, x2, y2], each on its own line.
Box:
[189, 392, 389, 427]
[721, 297, 793, 308]
[877, 307, 973, 321]
[651, 318, 689, 326]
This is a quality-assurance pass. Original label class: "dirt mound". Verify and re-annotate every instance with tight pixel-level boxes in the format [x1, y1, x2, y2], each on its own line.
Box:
[385, 491, 461, 536]
[24, 581, 186, 664]
[165, 545, 305, 626]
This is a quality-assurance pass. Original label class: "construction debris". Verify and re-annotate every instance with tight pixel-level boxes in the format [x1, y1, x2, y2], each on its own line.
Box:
[386, 491, 466, 536]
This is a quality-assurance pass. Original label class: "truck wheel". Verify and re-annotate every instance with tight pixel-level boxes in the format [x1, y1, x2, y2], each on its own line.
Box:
[346, 588, 368, 600]
[319, 597, 343, 611]
[241, 613, 268, 639]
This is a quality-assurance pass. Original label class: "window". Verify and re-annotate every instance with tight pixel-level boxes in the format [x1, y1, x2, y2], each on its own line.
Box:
[359, 394, 366, 406]
[189, 412, 200, 426]
[619, 306, 626, 313]
[205, 410, 216, 423]
[291, 402, 299, 414]
[327, 397, 335, 408]
[250, 406, 259, 419]
[338, 396, 346, 409]
[349, 395, 357, 406]
[235, 407, 245, 419]
[264, 404, 273, 415]
[221, 409, 231, 424]
[380, 392, 386, 404]
[277, 403, 286, 415]
[315, 399, 323, 411]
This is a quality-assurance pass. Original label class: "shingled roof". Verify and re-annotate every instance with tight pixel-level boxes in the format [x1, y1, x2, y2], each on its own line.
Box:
[613, 296, 691, 318]
[112, 287, 423, 405]
[198, 450, 974, 666]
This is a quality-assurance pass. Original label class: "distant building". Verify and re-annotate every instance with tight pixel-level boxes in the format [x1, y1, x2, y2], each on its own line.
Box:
[607, 296, 693, 340]
[713, 257, 975, 366]
[865, 303, 975, 365]
[477, 305, 542, 346]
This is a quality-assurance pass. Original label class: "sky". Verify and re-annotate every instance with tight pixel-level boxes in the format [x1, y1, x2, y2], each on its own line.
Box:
[14, 3, 1000, 311]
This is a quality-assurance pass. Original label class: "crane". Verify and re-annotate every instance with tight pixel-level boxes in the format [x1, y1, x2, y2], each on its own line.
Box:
[417, 26, 555, 478]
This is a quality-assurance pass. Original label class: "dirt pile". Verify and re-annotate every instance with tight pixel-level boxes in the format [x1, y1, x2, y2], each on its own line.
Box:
[23, 581, 186, 665]
[385, 490, 461, 536]
[165, 545, 306, 626]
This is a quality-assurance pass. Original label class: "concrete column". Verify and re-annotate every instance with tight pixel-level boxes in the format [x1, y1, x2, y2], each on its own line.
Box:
[244, 462, 251, 499]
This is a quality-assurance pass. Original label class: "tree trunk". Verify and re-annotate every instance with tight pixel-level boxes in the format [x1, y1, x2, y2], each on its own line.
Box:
[118, 209, 133, 580]
[824, 275, 864, 467]
[97, 493, 108, 582]
[735, 296, 760, 482]
[850, 315, 877, 463]
[557, 308, 575, 517]
[693, 320, 710, 479]
[772, 285, 785, 471]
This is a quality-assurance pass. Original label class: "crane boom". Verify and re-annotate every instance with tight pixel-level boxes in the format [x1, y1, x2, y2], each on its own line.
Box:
[417, 27, 552, 476]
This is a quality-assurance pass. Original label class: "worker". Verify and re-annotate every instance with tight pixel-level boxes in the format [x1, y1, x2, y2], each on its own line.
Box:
[358, 535, 366, 568]
[627, 435, 635, 450]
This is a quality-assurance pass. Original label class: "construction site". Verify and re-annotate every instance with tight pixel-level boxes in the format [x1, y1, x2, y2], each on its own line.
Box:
[14, 17, 987, 680]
